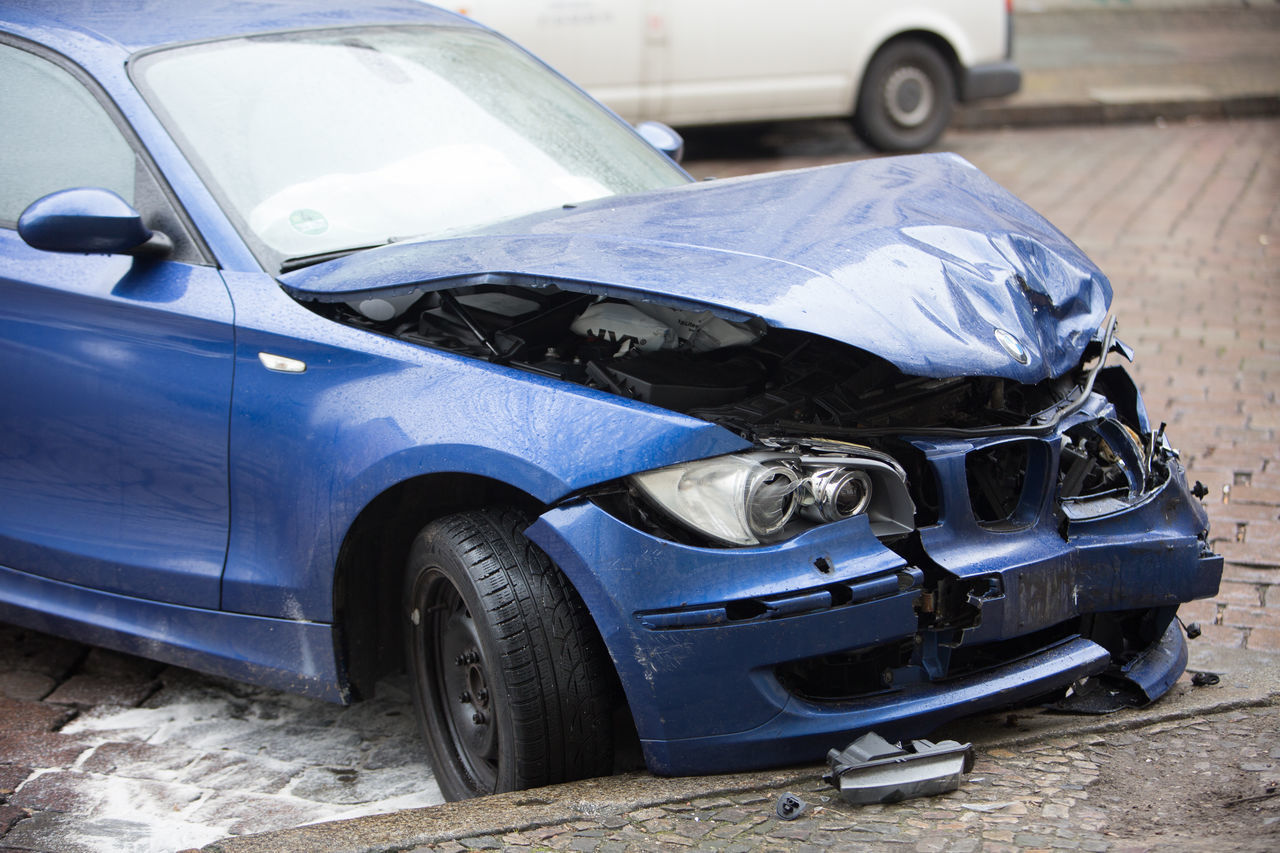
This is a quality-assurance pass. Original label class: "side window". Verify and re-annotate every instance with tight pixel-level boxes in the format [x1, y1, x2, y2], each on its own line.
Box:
[0, 43, 135, 224]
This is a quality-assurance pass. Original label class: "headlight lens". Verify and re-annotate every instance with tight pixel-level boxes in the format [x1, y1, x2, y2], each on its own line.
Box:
[631, 455, 801, 546]
[804, 468, 873, 522]
[630, 446, 915, 546]
[745, 464, 801, 537]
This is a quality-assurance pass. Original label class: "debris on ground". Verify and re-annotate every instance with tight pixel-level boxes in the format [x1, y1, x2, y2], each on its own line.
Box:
[774, 792, 808, 820]
[823, 732, 974, 805]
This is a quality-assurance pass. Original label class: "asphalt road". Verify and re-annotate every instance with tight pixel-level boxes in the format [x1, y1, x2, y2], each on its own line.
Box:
[2, 116, 1278, 853]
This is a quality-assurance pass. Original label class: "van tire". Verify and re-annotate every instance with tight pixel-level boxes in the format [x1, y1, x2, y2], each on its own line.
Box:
[853, 39, 955, 152]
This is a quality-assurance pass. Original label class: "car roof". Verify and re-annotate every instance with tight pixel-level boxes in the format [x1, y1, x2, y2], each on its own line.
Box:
[1, 0, 472, 62]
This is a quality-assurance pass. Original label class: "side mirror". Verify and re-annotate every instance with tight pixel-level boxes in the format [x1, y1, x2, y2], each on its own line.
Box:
[18, 188, 171, 257]
[636, 121, 685, 164]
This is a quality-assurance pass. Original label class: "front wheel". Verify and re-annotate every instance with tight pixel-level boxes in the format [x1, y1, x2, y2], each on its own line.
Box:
[853, 39, 956, 152]
[403, 508, 615, 800]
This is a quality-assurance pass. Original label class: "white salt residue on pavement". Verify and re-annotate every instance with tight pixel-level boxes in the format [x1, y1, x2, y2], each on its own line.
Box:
[30, 669, 443, 851]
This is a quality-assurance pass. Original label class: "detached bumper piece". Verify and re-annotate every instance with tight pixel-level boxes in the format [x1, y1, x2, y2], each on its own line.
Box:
[824, 732, 974, 805]
[1047, 617, 1189, 714]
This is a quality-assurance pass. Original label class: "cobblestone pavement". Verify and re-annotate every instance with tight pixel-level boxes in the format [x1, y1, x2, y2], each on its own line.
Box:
[200, 657, 1278, 853]
[1, 118, 1277, 853]
[0, 634, 440, 851]
[404, 704, 1280, 853]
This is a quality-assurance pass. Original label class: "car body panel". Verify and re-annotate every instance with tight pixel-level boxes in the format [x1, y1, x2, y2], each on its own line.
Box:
[0, 563, 344, 701]
[528, 431, 1218, 773]
[641, 635, 1116, 775]
[284, 154, 1109, 384]
[217, 270, 748, 620]
[0, 231, 234, 608]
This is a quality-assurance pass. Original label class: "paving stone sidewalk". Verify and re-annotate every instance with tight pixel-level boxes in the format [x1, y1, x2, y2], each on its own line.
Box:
[955, 3, 1280, 128]
[197, 647, 1279, 853]
[352, 702, 1280, 852]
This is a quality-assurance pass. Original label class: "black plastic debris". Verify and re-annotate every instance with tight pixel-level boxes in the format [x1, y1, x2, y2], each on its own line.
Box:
[775, 792, 808, 820]
[1046, 676, 1146, 714]
[1191, 670, 1221, 686]
[823, 732, 974, 805]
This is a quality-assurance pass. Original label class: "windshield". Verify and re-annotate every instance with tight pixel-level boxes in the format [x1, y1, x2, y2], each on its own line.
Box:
[133, 26, 688, 270]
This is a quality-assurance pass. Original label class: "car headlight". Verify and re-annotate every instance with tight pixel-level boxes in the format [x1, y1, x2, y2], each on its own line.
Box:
[630, 447, 915, 547]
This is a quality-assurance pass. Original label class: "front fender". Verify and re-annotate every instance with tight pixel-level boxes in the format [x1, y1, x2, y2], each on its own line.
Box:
[218, 272, 746, 620]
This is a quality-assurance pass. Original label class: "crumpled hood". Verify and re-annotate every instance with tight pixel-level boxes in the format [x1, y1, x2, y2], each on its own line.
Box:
[281, 153, 1111, 382]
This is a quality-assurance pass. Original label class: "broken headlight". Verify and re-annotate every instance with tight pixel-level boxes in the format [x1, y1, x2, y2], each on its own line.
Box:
[631, 446, 915, 547]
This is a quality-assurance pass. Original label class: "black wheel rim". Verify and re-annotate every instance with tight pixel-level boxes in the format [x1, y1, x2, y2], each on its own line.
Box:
[422, 569, 498, 792]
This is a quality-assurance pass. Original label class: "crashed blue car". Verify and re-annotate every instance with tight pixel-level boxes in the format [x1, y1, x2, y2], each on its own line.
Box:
[0, 0, 1221, 801]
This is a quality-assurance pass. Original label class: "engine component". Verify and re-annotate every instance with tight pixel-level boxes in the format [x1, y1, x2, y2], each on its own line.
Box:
[632, 303, 764, 351]
[570, 302, 675, 352]
[599, 352, 765, 409]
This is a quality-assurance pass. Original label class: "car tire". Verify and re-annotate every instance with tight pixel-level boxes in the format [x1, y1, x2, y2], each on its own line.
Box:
[853, 39, 955, 152]
[403, 507, 615, 800]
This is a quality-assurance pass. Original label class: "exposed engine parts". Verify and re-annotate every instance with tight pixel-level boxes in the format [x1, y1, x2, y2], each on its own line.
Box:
[328, 282, 1172, 543]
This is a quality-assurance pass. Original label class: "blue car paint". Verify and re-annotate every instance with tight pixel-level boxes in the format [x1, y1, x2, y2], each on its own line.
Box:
[528, 434, 1216, 773]
[17, 187, 154, 253]
[643, 636, 1118, 776]
[0, 0, 1223, 784]
[0, 231, 234, 609]
[0, 563, 344, 701]
[525, 506, 915, 742]
[216, 270, 746, 620]
[284, 154, 1110, 383]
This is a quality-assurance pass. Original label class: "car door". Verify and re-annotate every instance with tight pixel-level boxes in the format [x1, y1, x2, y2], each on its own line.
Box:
[0, 41, 234, 609]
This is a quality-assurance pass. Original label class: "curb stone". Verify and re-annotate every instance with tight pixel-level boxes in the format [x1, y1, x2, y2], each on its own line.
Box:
[197, 648, 1280, 853]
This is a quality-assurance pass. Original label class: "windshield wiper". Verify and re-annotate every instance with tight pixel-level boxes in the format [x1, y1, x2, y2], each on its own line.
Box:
[278, 230, 444, 274]
[279, 242, 390, 273]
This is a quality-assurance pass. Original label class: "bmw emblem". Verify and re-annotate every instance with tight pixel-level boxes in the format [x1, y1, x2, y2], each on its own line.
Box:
[994, 328, 1031, 365]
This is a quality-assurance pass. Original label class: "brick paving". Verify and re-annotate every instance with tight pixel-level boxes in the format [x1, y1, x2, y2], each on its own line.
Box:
[0, 630, 440, 851]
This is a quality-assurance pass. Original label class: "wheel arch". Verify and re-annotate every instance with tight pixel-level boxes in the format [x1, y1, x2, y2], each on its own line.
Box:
[854, 30, 962, 114]
[332, 471, 546, 701]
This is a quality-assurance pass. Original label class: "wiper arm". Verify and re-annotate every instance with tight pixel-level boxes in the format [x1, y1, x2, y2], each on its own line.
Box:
[278, 230, 441, 274]
[279, 242, 389, 273]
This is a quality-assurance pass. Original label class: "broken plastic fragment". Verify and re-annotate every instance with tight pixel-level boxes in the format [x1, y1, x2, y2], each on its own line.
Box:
[822, 732, 974, 805]
[775, 792, 808, 820]
[1046, 676, 1145, 714]
[1191, 670, 1221, 686]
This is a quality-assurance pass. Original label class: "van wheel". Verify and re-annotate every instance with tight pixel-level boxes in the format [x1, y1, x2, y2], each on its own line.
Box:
[853, 39, 955, 152]
[403, 508, 615, 800]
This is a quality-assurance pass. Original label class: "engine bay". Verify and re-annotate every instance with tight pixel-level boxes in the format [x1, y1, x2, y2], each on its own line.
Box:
[316, 280, 1170, 538]
[333, 282, 1087, 434]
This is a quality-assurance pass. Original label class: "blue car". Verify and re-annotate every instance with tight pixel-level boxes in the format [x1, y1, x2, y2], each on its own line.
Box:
[0, 0, 1221, 801]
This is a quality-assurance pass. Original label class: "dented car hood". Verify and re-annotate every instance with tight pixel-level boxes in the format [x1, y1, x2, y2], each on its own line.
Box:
[281, 153, 1111, 382]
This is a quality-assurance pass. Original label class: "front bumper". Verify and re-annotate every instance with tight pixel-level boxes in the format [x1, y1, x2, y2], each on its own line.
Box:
[526, 445, 1220, 777]
[960, 60, 1022, 102]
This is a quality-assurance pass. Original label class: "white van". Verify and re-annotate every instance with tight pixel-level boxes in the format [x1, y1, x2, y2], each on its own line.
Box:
[451, 0, 1020, 151]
